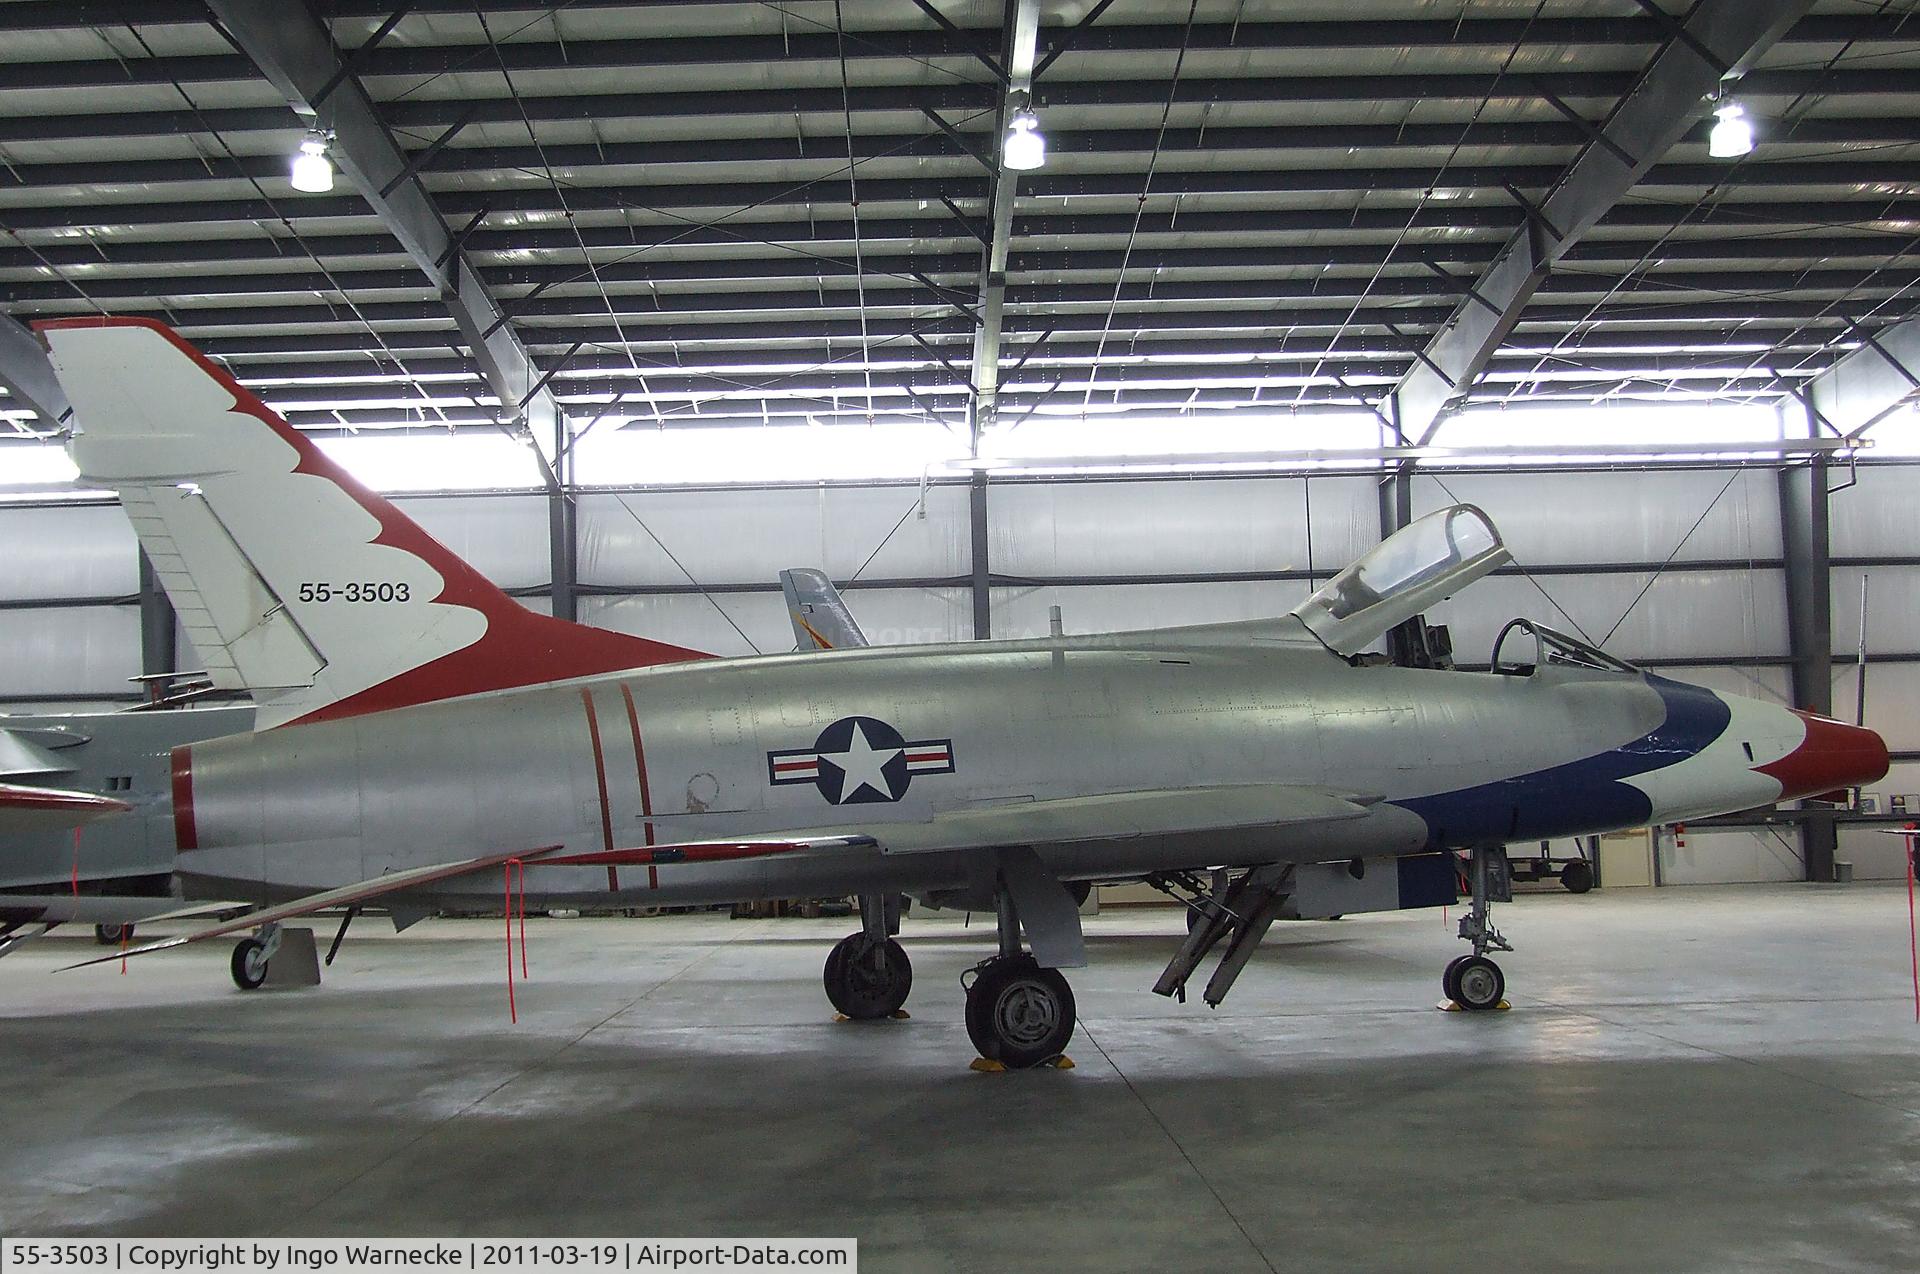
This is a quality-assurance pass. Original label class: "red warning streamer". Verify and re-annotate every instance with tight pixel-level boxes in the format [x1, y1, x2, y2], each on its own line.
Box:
[504, 857, 528, 1023]
[1905, 824, 1918, 1025]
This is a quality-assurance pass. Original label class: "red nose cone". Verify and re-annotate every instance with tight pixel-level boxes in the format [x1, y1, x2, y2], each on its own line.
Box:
[1756, 712, 1891, 800]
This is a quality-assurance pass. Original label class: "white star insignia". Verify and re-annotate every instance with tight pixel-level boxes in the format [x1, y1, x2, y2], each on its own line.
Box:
[820, 719, 903, 801]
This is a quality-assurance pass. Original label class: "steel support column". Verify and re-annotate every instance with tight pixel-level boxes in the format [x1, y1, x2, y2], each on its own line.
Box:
[137, 549, 178, 680]
[1389, 0, 1814, 444]
[1779, 440, 1837, 882]
[970, 470, 991, 640]
[965, 0, 1040, 453]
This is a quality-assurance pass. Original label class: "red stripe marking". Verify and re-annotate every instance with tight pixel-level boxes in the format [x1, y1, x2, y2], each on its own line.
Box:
[170, 746, 197, 850]
[904, 751, 948, 763]
[773, 760, 820, 773]
[618, 683, 659, 891]
[579, 689, 618, 891]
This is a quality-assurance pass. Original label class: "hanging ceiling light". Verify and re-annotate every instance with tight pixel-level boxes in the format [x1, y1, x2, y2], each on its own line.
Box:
[290, 129, 335, 193]
[1003, 108, 1046, 172]
[1708, 101, 1753, 158]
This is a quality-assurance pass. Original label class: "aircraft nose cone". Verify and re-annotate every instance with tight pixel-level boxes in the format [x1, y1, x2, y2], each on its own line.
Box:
[1756, 711, 1891, 800]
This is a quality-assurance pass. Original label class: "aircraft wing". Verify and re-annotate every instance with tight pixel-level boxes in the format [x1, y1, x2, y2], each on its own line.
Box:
[780, 568, 868, 650]
[59, 834, 872, 970]
[0, 783, 131, 836]
[860, 784, 1372, 855]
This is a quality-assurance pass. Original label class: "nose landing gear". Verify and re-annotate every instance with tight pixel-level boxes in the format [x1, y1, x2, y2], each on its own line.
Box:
[1445, 845, 1512, 1011]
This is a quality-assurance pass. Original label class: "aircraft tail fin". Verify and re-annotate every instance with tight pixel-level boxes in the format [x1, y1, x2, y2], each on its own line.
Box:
[42, 317, 708, 729]
[779, 568, 869, 650]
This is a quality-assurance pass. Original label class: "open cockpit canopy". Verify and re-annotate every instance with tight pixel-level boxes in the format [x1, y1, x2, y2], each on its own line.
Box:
[1292, 504, 1510, 656]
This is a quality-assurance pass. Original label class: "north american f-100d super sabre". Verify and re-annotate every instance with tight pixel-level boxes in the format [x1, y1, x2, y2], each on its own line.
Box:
[32, 316, 1889, 1068]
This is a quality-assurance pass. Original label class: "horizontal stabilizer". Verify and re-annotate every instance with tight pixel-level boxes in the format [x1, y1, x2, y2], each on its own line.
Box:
[0, 783, 130, 836]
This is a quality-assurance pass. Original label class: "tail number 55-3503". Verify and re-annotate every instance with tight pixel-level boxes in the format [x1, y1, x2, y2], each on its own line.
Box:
[297, 582, 411, 603]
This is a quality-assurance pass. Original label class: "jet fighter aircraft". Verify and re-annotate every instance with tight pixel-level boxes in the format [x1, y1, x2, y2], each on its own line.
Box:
[32, 316, 1890, 1068]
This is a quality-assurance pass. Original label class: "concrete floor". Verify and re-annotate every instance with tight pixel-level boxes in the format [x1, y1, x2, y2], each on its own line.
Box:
[2, 885, 1917, 1272]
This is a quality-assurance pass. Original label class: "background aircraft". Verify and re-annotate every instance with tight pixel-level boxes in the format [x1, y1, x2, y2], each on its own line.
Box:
[32, 315, 1889, 1068]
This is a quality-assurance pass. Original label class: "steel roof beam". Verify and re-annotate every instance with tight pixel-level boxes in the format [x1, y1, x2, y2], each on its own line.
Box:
[202, 0, 558, 446]
[0, 313, 71, 430]
[9, 55, 1918, 130]
[1805, 316, 1920, 438]
[13, 236, 1920, 297]
[14, 264, 1916, 314]
[1390, 0, 1817, 446]
[970, 0, 1043, 450]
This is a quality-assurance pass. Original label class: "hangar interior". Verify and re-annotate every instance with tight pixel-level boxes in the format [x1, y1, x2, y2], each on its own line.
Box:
[3, 0, 1920, 1264]
[3, 0, 1918, 884]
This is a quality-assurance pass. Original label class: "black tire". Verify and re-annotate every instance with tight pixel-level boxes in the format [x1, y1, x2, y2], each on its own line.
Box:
[230, 938, 269, 991]
[1450, 955, 1504, 1011]
[1442, 954, 1469, 1004]
[964, 956, 1076, 1069]
[822, 933, 912, 1019]
[94, 923, 133, 946]
[1560, 860, 1595, 894]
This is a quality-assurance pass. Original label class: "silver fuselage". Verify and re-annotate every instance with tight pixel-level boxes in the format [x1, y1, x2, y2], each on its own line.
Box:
[173, 626, 1702, 910]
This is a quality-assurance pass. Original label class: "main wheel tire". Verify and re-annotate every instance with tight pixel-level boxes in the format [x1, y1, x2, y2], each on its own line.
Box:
[1560, 860, 1595, 894]
[230, 937, 270, 991]
[822, 933, 912, 1019]
[964, 956, 1076, 1069]
[1450, 955, 1504, 1011]
[94, 923, 133, 946]
[1442, 954, 1469, 1004]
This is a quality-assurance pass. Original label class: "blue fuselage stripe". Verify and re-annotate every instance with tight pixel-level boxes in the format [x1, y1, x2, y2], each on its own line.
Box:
[1394, 675, 1731, 847]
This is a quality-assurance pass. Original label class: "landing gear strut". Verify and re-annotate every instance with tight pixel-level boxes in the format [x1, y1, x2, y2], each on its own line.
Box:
[230, 923, 281, 991]
[823, 893, 912, 1019]
[963, 887, 1076, 1069]
[1445, 846, 1511, 1011]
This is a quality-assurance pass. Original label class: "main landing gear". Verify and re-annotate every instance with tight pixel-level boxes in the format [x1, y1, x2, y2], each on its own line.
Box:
[1444, 845, 1512, 1011]
[963, 881, 1077, 1069]
[823, 893, 912, 1020]
[230, 923, 281, 991]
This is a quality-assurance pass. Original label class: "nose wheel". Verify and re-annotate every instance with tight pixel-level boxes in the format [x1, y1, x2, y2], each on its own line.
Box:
[1444, 846, 1512, 1011]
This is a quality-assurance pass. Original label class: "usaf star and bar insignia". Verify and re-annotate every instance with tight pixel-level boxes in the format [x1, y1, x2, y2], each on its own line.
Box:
[768, 715, 956, 805]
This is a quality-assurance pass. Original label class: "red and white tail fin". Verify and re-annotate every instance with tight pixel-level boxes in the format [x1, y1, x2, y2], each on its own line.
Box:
[41, 317, 708, 729]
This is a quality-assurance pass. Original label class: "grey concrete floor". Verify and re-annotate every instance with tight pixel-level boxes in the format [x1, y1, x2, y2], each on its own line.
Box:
[2, 885, 1918, 1273]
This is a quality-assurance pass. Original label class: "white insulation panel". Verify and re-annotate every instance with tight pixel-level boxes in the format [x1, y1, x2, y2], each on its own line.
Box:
[396, 493, 552, 590]
[1427, 568, 1788, 665]
[991, 579, 1314, 641]
[1829, 464, 1920, 558]
[0, 504, 138, 600]
[1413, 468, 1782, 566]
[0, 605, 140, 697]
[988, 475, 1378, 579]
[581, 587, 971, 658]
[576, 485, 968, 588]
